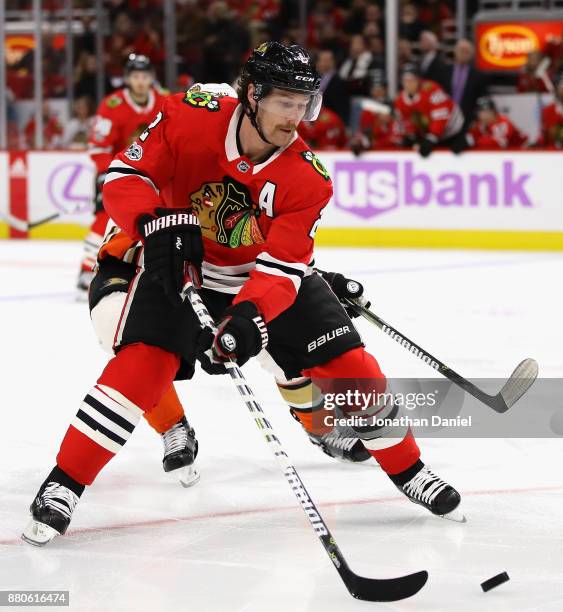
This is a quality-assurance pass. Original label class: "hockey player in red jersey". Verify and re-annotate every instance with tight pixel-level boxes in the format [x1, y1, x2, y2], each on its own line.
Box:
[467, 97, 527, 150]
[394, 63, 468, 157]
[299, 106, 348, 150]
[76, 54, 167, 298]
[24, 43, 460, 546]
[539, 73, 563, 149]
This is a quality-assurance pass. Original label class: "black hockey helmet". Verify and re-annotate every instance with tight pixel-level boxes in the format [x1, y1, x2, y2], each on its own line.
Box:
[124, 53, 154, 77]
[238, 42, 323, 142]
[400, 62, 421, 78]
[476, 96, 497, 113]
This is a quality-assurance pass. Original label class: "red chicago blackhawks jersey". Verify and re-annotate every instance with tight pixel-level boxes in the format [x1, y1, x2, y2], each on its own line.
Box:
[394, 80, 463, 141]
[299, 107, 347, 150]
[358, 109, 403, 149]
[89, 87, 168, 174]
[540, 102, 563, 148]
[103, 91, 333, 323]
[468, 114, 527, 150]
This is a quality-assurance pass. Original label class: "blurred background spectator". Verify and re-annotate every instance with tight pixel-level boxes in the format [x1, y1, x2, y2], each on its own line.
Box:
[316, 48, 350, 125]
[338, 34, 373, 96]
[467, 96, 527, 150]
[539, 73, 563, 148]
[419, 30, 449, 91]
[448, 39, 488, 129]
[2, 0, 561, 153]
[24, 101, 63, 149]
[62, 96, 95, 150]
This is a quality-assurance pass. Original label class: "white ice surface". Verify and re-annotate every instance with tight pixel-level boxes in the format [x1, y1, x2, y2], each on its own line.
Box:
[1, 241, 562, 612]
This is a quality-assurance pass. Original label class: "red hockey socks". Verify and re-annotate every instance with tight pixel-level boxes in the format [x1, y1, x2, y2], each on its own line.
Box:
[303, 347, 421, 475]
[56, 344, 180, 486]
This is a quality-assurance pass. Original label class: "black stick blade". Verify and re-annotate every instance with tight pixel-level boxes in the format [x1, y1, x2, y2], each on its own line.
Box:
[344, 569, 428, 602]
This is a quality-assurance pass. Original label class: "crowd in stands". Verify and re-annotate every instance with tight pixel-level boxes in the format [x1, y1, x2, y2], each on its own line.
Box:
[4, 0, 563, 151]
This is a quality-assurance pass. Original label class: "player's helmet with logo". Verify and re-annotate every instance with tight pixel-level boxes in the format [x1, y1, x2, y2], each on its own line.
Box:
[238, 42, 323, 137]
[124, 53, 154, 77]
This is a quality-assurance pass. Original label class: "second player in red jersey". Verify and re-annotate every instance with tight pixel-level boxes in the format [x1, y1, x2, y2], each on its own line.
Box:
[76, 54, 167, 298]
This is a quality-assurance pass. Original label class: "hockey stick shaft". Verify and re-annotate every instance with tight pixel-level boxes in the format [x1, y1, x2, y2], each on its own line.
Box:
[347, 298, 538, 413]
[0, 211, 60, 231]
[182, 281, 427, 601]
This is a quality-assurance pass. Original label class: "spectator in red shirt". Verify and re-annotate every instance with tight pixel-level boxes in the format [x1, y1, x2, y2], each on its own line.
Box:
[350, 72, 401, 154]
[467, 97, 527, 150]
[539, 73, 563, 148]
[24, 101, 63, 149]
[517, 51, 552, 93]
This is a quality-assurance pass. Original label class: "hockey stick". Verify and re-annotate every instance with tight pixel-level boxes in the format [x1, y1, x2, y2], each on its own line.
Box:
[0, 210, 60, 232]
[181, 281, 428, 602]
[346, 298, 538, 414]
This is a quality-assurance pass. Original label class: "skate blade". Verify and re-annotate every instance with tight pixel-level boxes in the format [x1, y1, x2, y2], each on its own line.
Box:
[178, 465, 200, 488]
[438, 508, 467, 523]
[21, 519, 60, 546]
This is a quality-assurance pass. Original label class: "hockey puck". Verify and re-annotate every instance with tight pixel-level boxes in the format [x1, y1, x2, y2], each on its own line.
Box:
[481, 572, 510, 592]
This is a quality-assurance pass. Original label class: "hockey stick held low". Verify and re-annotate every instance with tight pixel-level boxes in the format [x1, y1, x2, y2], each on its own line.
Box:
[181, 281, 428, 602]
[0, 210, 60, 232]
[346, 298, 538, 414]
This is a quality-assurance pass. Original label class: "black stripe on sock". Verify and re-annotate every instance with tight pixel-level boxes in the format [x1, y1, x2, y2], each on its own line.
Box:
[44, 465, 85, 497]
[388, 459, 424, 487]
[83, 394, 135, 433]
[76, 409, 127, 446]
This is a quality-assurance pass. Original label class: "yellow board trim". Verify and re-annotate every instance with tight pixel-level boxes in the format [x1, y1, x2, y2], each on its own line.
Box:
[315, 228, 563, 251]
[29, 223, 90, 240]
[1, 223, 562, 251]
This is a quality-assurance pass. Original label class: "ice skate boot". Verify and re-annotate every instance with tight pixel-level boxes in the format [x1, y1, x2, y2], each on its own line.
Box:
[162, 417, 200, 487]
[306, 428, 371, 463]
[22, 481, 81, 546]
[397, 465, 461, 517]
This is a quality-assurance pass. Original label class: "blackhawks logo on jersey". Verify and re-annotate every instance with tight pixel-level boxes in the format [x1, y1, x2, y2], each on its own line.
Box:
[106, 95, 122, 109]
[190, 177, 265, 248]
[300, 150, 330, 181]
[183, 90, 220, 112]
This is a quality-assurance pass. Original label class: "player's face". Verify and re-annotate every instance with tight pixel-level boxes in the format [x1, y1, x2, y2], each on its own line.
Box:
[258, 90, 310, 146]
[128, 71, 153, 97]
[478, 109, 495, 126]
[402, 74, 419, 96]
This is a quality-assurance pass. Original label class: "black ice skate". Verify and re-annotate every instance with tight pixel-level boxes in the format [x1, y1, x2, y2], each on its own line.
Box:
[398, 465, 462, 519]
[162, 417, 200, 487]
[22, 481, 80, 546]
[307, 429, 371, 463]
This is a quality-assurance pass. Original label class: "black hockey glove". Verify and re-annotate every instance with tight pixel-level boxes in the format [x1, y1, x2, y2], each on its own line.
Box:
[317, 270, 371, 319]
[137, 208, 203, 306]
[197, 301, 268, 374]
[418, 135, 436, 158]
[450, 132, 470, 155]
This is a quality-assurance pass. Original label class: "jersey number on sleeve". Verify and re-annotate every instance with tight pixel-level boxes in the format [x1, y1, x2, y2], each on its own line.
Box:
[139, 111, 163, 142]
